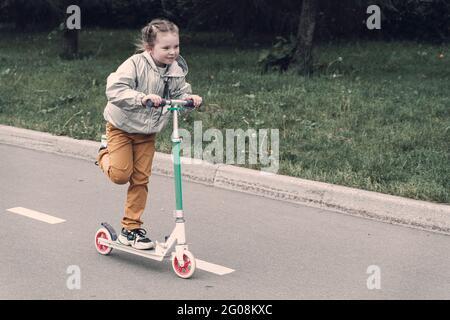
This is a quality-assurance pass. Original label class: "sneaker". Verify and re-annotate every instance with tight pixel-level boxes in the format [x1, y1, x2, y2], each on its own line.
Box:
[99, 134, 107, 151]
[117, 228, 155, 250]
[95, 134, 108, 166]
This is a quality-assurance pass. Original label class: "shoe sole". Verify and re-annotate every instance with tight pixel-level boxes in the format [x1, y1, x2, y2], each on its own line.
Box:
[117, 234, 154, 250]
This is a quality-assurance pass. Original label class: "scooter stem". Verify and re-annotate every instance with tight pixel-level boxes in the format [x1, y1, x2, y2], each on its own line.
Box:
[171, 108, 183, 213]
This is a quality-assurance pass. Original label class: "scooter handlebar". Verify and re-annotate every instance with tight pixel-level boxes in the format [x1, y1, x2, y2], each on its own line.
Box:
[145, 98, 195, 110]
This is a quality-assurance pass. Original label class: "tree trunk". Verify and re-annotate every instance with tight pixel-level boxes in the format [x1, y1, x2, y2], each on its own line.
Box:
[290, 0, 319, 76]
[61, 0, 81, 59]
[62, 27, 79, 59]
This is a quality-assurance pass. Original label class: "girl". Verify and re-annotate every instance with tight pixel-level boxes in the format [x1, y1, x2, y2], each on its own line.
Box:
[96, 19, 202, 250]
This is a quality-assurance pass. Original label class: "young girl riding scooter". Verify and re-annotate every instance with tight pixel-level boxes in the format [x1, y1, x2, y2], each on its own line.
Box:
[96, 18, 202, 250]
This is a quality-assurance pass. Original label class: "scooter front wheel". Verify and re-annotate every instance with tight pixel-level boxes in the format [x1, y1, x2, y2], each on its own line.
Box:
[95, 227, 113, 255]
[172, 250, 196, 279]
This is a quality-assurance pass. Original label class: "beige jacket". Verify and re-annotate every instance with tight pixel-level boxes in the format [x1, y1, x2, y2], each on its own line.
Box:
[103, 51, 192, 134]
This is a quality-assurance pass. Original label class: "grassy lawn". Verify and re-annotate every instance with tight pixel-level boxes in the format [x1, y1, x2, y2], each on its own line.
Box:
[0, 29, 449, 203]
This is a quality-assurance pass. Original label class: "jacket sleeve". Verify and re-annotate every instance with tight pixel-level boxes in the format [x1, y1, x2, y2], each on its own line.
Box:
[105, 58, 146, 111]
[170, 76, 192, 100]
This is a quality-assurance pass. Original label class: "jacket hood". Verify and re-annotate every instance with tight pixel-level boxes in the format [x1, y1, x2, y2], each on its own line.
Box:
[142, 51, 188, 78]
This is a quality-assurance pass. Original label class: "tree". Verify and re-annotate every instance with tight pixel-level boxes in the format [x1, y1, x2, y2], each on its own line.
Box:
[45, 0, 81, 59]
[289, 0, 319, 76]
[61, 2, 81, 59]
[257, 0, 320, 75]
[0, 0, 60, 31]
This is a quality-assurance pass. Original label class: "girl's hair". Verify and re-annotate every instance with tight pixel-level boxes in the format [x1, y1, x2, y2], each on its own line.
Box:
[135, 18, 179, 53]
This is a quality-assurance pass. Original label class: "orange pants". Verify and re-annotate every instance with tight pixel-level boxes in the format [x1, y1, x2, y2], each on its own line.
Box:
[97, 122, 156, 230]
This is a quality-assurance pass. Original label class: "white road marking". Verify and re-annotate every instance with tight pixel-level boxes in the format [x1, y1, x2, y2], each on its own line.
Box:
[5, 207, 233, 275]
[196, 259, 235, 275]
[6, 207, 65, 224]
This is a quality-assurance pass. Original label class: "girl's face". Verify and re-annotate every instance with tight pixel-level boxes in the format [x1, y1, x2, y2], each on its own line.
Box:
[148, 32, 180, 67]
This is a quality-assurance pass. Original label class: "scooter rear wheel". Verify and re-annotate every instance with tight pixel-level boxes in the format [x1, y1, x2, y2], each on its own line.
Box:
[95, 227, 113, 255]
[172, 250, 196, 279]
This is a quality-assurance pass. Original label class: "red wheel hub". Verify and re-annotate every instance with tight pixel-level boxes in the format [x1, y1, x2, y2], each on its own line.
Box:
[174, 254, 191, 274]
[96, 231, 109, 252]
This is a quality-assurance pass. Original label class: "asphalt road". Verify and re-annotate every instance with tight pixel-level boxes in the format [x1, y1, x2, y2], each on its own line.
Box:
[1, 143, 450, 300]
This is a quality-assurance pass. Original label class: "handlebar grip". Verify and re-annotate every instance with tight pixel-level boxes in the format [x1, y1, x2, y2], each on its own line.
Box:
[145, 99, 167, 109]
[184, 99, 195, 108]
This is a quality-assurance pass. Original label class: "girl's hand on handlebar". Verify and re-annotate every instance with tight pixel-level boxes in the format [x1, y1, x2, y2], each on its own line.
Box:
[142, 94, 163, 107]
[185, 95, 202, 108]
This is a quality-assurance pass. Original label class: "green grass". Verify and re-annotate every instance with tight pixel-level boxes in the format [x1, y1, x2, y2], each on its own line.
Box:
[0, 29, 449, 203]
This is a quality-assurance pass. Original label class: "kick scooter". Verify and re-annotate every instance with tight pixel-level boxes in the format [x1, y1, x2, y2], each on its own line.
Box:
[94, 98, 198, 279]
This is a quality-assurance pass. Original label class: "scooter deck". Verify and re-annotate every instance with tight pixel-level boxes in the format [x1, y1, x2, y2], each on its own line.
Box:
[99, 238, 170, 261]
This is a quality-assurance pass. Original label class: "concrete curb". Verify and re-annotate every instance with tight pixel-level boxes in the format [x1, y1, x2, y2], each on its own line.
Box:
[1, 124, 450, 235]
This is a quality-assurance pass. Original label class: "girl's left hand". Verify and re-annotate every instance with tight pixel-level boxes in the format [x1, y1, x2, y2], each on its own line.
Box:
[186, 95, 202, 108]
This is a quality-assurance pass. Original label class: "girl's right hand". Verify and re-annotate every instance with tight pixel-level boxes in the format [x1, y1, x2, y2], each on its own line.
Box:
[141, 94, 163, 107]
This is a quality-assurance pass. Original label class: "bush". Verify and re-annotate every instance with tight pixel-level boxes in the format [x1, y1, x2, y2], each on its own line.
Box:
[379, 0, 450, 42]
[258, 35, 296, 73]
